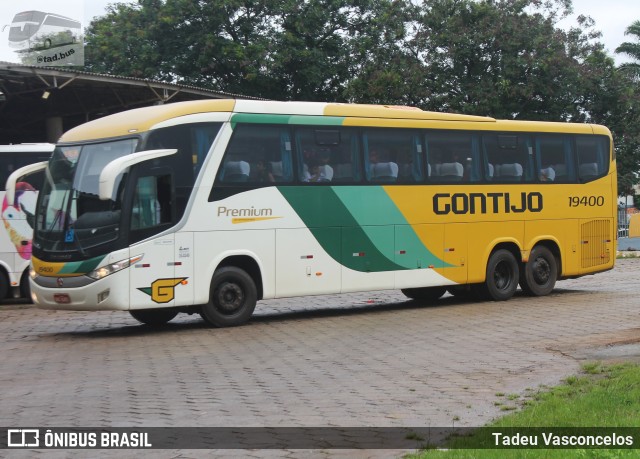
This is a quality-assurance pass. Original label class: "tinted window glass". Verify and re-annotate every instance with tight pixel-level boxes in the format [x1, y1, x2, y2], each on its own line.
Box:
[363, 129, 422, 183]
[576, 136, 609, 182]
[295, 127, 360, 184]
[218, 124, 293, 184]
[144, 122, 221, 221]
[130, 175, 173, 232]
[427, 132, 480, 183]
[483, 134, 534, 183]
[535, 135, 575, 183]
[0, 152, 50, 191]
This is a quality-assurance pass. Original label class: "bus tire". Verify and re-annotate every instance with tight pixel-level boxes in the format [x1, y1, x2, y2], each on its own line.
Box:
[130, 308, 178, 325]
[401, 286, 446, 301]
[0, 271, 8, 299]
[479, 249, 519, 301]
[201, 267, 257, 327]
[20, 270, 32, 301]
[520, 245, 557, 296]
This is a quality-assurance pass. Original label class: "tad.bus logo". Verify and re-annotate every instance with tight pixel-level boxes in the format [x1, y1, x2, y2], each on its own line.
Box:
[138, 278, 188, 303]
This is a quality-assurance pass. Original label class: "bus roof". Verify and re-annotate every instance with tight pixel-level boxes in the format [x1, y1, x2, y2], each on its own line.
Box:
[58, 99, 608, 143]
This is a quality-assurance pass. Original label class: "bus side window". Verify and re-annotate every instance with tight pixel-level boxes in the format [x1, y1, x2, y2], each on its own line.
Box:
[483, 134, 533, 183]
[217, 124, 293, 184]
[397, 136, 424, 183]
[426, 131, 476, 183]
[296, 127, 360, 184]
[131, 175, 172, 232]
[363, 128, 422, 183]
[330, 129, 360, 183]
[535, 136, 575, 183]
[576, 136, 609, 182]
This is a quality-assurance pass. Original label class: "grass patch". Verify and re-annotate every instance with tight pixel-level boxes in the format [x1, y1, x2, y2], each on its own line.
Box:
[408, 363, 640, 459]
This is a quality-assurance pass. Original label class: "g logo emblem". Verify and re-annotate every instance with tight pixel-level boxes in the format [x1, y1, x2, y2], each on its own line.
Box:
[138, 278, 187, 303]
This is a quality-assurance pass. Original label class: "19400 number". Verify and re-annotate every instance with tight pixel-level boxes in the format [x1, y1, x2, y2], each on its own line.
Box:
[569, 195, 605, 207]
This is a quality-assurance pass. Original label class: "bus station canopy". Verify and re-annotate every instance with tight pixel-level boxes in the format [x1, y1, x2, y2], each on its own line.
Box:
[0, 62, 258, 144]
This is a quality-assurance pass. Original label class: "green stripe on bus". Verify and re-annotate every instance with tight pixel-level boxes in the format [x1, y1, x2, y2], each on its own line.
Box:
[332, 187, 450, 269]
[279, 186, 450, 272]
[58, 255, 104, 274]
[279, 187, 405, 272]
[230, 113, 345, 129]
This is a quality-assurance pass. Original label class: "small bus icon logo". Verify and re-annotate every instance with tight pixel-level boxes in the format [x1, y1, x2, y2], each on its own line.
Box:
[7, 429, 40, 447]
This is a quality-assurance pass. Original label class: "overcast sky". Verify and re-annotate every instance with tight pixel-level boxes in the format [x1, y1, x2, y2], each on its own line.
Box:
[559, 0, 640, 64]
[2, 0, 640, 65]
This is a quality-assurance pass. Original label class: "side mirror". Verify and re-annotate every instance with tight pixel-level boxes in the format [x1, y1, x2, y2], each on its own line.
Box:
[5, 161, 48, 205]
[99, 149, 177, 200]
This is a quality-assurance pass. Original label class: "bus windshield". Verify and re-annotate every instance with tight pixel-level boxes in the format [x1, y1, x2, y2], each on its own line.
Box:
[34, 138, 138, 255]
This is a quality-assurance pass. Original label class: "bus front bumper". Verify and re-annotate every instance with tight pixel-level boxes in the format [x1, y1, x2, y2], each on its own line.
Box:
[30, 270, 130, 311]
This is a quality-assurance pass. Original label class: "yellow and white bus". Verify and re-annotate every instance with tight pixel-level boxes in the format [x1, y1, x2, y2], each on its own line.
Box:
[12, 100, 616, 326]
[1, 143, 53, 300]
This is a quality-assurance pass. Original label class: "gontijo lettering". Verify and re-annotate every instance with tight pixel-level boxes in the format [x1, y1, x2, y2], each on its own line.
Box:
[433, 192, 543, 215]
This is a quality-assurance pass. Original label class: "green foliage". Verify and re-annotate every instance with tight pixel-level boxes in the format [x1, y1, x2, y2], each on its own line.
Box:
[84, 0, 640, 191]
[613, 21, 640, 196]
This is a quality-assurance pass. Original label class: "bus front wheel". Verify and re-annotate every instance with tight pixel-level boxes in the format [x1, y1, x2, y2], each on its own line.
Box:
[130, 308, 178, 326]
[479, 249, 519, 301]
[20, 270, 32, 301]
[0, 271, 8, 299]
[520, 246, 557, 296]
[201, 267, 257, 327]
[401, 286, 446, 301]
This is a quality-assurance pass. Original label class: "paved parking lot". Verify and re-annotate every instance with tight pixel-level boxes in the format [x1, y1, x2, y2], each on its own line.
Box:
[1, 258, 639, 458]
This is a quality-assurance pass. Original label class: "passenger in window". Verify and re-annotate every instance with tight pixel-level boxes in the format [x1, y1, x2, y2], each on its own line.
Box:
[369, 148, 380, 165]
[368, 147, 389, 171]
[303, 150, 333, 182]
[304, 160, 323, 182]
[253, 160, 275, 183]
[369, 148, 399, 181]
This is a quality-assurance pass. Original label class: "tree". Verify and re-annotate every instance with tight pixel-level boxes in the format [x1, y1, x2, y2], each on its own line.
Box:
[85, 0, 406, 101]
[348, 0, 614, 122]
[616, 20, 640, 80]
[85, 0, 281, 95]
[85, 0, 168, 79]
[613, 21, 640, 196]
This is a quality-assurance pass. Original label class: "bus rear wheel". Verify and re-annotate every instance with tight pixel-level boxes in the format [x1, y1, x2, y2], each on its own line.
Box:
[130, 308, 178, 326]
[401, 286, 446, 301]
[201, 267, 257, 327]
[479, 249, 519, 301]
[520, 245, 557, 296]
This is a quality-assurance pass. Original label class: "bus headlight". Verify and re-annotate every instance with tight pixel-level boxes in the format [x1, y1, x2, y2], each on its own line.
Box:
[87, 255, 143, 280]
[29, 265, 38, 280]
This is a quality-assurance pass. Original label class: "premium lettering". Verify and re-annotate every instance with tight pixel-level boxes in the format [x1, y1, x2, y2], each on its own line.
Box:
[217, 206, 273, 217]
[433, 192, 543, 215]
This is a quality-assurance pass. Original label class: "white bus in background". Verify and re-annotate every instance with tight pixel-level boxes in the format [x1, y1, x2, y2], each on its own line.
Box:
[1, 144, 53, 300]
[4, 11, 81, 51]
